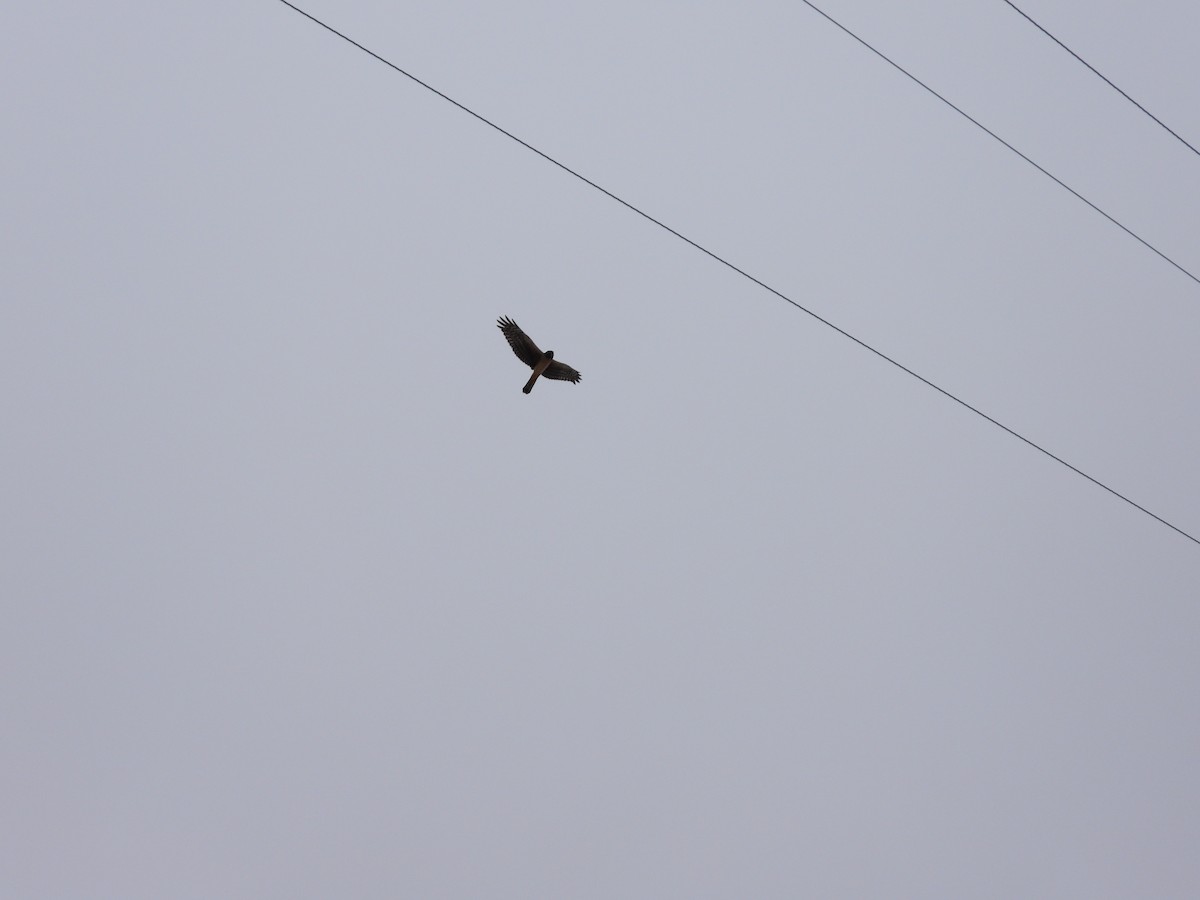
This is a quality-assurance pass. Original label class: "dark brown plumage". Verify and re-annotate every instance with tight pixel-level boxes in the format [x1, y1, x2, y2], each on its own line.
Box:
[497, 316, 581, 394]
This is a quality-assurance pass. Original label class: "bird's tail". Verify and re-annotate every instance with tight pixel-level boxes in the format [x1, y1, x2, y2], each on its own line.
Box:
[523, 357, 551, 394]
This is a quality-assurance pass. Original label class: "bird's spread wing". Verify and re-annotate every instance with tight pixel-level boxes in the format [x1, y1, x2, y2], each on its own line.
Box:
[543, 360, 581, 384]
[497, 317, 542, 368]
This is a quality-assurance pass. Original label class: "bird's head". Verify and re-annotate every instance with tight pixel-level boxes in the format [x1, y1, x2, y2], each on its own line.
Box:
[544, 350, 555, 359]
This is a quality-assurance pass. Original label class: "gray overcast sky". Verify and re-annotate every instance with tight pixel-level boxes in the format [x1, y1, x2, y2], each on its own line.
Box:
[4, 1, 1199, 897]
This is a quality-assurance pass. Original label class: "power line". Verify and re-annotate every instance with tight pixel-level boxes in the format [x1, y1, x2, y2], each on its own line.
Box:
[1001, 0, 1200, 159]
[795, 0, 1199, 288]
[273, 0, 1199, 548]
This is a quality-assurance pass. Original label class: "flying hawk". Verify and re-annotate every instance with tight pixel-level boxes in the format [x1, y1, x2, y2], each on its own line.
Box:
[497, 316, 582, 394]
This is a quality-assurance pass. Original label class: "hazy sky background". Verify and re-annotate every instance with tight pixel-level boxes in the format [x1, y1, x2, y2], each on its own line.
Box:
[4, 1, 1199, 896]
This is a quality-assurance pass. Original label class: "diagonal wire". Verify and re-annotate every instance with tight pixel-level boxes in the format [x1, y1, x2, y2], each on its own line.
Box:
[795, 0, 1199, 288]
[274, 0, 1199, 548]
[1001, 0, 1200, 159]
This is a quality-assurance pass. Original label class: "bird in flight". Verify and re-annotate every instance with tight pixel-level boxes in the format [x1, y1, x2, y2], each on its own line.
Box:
[497, 316, 582, 394]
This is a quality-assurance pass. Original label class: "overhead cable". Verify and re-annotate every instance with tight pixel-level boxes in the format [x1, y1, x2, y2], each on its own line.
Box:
[1001, 0, 1200, 159]
[796, 0, 1199, 287]
[275, 0, 1199, 548]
